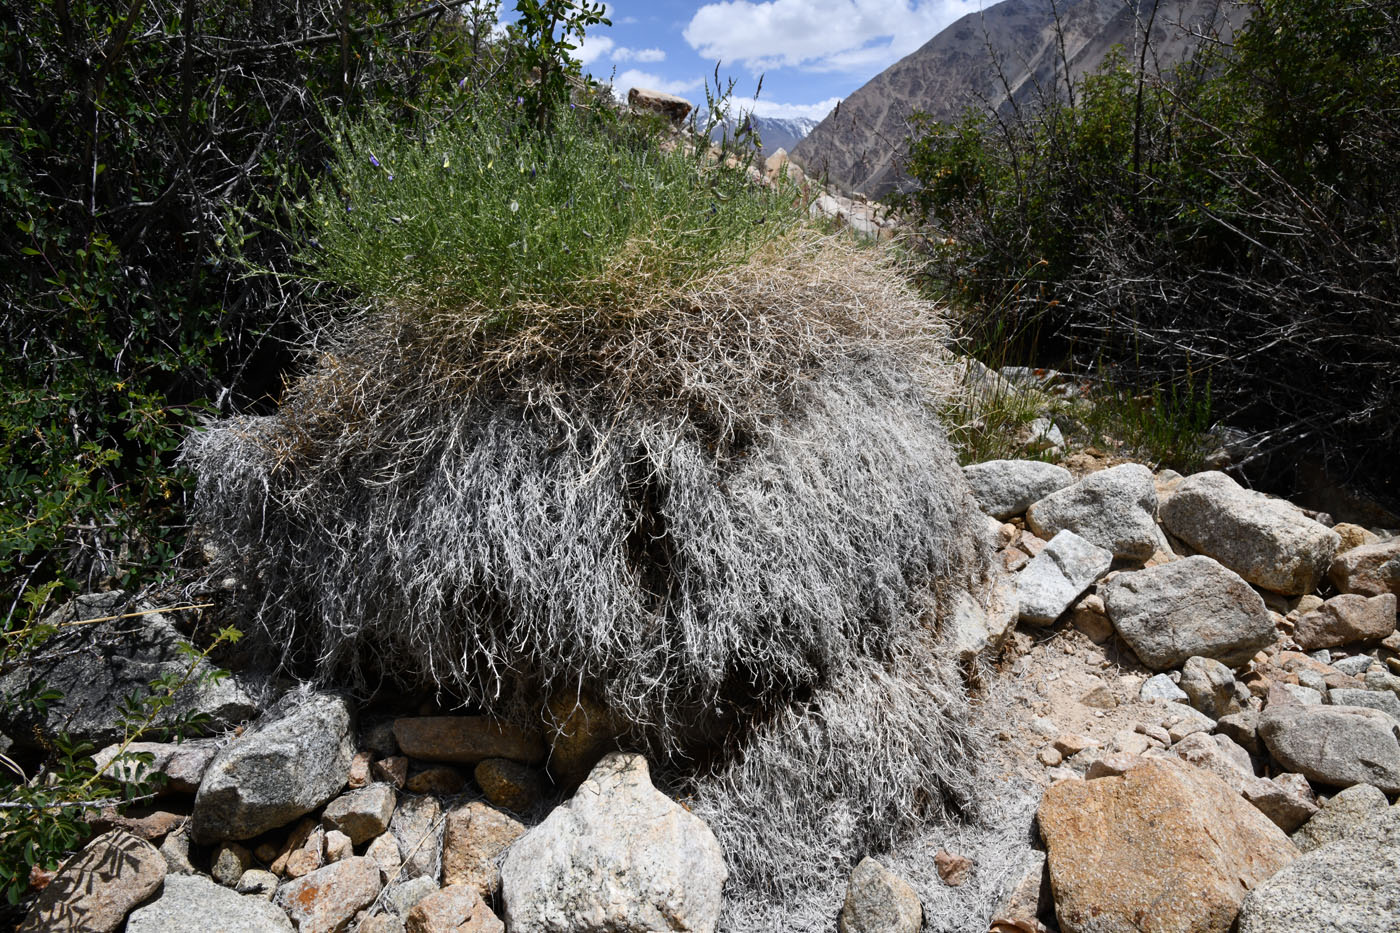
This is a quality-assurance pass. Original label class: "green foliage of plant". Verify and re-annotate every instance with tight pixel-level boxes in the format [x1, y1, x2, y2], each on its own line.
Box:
[295, 91, 796, 329]
[0, 0, 511, 618]
[899, 0, 1400, 496]
[508, 0, 610, 132]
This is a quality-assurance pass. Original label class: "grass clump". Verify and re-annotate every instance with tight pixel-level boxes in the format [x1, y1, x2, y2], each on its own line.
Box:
[189, 90, 1000, 919]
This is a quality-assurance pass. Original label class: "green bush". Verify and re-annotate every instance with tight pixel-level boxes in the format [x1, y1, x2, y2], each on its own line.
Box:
[901, 0, 1400, 498]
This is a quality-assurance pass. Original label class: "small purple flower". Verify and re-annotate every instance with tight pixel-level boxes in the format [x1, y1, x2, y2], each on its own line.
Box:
[517, 96, 524, 106]
[368, 153, 381, 168]
[458, 76, 467, 89]
[387, 173, 395, 182]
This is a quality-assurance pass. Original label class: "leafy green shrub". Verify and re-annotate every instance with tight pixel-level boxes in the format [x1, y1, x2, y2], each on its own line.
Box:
[901, 0, 1400, 502]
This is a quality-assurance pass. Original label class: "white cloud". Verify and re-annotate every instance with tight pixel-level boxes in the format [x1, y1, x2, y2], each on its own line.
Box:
[611, 69, 707, 104]
[683, 0, 984, 73]
[574, 33, 615, 66]
[744, 95, 842, 121]
[613, 46, 667, 63]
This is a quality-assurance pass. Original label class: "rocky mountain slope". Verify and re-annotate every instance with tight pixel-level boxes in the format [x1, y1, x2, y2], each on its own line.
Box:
[791, 0, 1247, 198]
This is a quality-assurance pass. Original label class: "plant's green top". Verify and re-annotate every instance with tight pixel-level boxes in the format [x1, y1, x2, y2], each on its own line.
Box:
[295, 93, 798, 335]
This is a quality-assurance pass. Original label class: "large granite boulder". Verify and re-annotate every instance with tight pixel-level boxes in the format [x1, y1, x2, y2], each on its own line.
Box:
[1236, 807, 1400, 932]
[20, 830, 166, 933]
[1102, 556, 1276, 670]
[0, 592, 259, 749]
[126, 874, 294, 932]
[1026, 463, 1160, 561]
[191, 689, 354, 843]
[1038, 757, 1297, 933]
[1258, 702, 1400, 794]
[1327, 539, 1400, 596]
[501, 753, 726, 933]
[962, 459, 1074, 520]
[1160, 472, 1340, 595]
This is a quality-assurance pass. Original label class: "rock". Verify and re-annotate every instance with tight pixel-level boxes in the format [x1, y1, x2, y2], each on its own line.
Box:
[324, 829, 353, 863]
[1079, 684, 1118, 709]
[405, 766, 466, 795]
[1103, 556, 1275, 670]
[1259, 702, 1400, 793]
[269, 818, 318, 875]
[236, 869, 280, 899]
[158, 823, 196, 875]
[1241, 773, 1319, 833]
[360, 917, 407, 933]
[1039, 746, 1064, 767]
[1038, 757, 1297, 933]
[211, 841, 252, 886]
[374, 756, 410, 788]
[283, 825, 326, 879]
[1289, 783, 1391, 852]
[1161, 705, 1217, 743]
[367, 832, 403, 880]
[126, 874, 293, 932]
[627, 87, 692, 123]
[1084, 753, 1143, 779]
[838, 856, 923, 933]
[1277, 682, 1324, 706]
[391, 794, 445, 882]
[1294, 594, 1397, 650]
[91, 739, 220, 793]
[348, 751, 373, 789]
[192, 689, 353, 843]
[1332, 522, 1380, 552]
[501, 752, 726, 933]
[442, 801, 526, 896]
[1179, 656, 1241, 719]
[1215, 710, 1262, 755]
[20, 830, 166, 933]
[1069, 594, 1114, 643]
[1023, 417, 1064, 453]
[1237, 807, 1400, 932]
[405, 885, 504, 933]
[1026, 464, 1159, 561]
[963, 460, 1074, 520]
[322, 782, 397, 845]
[1327, 540, 1400, 596]
[0, 593, 259, 749]
[934, 850, 974, 887]
[1160, 472, 1341, 595]
[1140, 673, 1189, 702]
[544, 691, 620, 786]
[1017, 531, 1115, 625]
[1170, 732, 1256, 793]
[385, 877, 440, 918]
[90, 807, 185, 843]
[474, 758, 547, 813]
[1332, 654, 1378, 677]
[947, 581, 1019, 665]
[1327, 687, 1400, 723]
[393, 717, 545, 766]
[1053, 734, 1098, 757]
[273, 856, 383, 933]
[995, 851, 1051, 926]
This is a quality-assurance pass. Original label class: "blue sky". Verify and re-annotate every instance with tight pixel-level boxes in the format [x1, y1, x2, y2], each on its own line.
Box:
[553, 1, 989, 121]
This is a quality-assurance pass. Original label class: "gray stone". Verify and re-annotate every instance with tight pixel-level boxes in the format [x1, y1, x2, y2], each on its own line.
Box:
[0, 592, 259, 749]
[1161, 704, 1218, 743]
[501, 753, 726, 933]
[1171, 731, 1256, 793]
[211, 841, 252, 886]
[1241, 773, 1319, 834]
[947, 579, 1018, 665]
[1279, 683, 1325, 706]
[1179, 656, 1241, 718]
[192, 689, 354, 843]
[1328, 687, 1400, 723]
[126, 874, 293, 932]
[391, 794, 445, 883]
[1160, 472, 1341, 595]
[1237, 808, 1400, 933]
[838, 856, 923, 933]
[235, 869, 279, 899]
[1024, 417, 1064, 453]
[1259, 702, 1400, 793]
[1026, 463, 1160, 561]
[274, 856, 383, 933]
[1332, 654, 1378, 677]
[1140, 673, 1189, 703]
[1215, 710, 1262, 756]
[385, 876, 440, 917]
[1295, 594, 1397, 650]
[20, 830, 166, 933]
[962, 459, 1074, 520]
[158, 823, 195, 875]
[91, 739, 220, 794]
[1016, 530, 1114, 625]
[1290, 783, 1392, 852]
[322, 782, 397, 845]
[1103, 556, 1277, 670]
